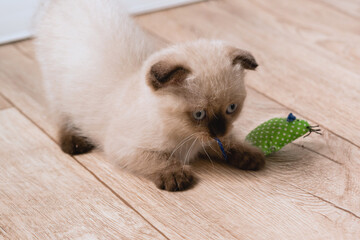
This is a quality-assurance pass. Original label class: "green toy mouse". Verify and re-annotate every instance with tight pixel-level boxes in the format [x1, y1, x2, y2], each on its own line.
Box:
[245, 113, 321, 155]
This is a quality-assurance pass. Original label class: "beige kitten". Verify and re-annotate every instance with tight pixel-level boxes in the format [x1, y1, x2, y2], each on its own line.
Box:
[35, 0, 265, 191]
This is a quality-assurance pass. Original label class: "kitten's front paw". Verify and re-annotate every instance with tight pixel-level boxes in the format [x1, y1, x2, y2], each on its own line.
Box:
[154, 165, 194, 192]
[228, 145, 265, 171]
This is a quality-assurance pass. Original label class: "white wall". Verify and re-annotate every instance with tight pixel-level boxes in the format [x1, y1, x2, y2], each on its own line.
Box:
[0, 0, 40, 44]
[0, 0, 203, 45]
[122, 0, 203, 15]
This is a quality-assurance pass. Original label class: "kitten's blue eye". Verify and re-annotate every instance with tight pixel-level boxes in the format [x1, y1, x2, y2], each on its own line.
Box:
[226, 104, 237, 114]
[193, 110, 206, 120]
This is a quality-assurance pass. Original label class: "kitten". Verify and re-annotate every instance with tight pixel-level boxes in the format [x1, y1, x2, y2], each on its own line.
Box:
[35, 0, 265, 191]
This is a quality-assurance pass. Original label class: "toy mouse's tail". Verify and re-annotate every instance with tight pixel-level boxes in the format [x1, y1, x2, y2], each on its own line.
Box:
[304, 125, 322, 138]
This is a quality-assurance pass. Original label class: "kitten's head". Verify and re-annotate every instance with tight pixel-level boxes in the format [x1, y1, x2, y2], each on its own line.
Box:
[144, 40, 258, 141]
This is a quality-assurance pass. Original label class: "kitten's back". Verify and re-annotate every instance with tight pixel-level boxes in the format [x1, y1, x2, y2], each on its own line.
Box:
[35, 0, 158, 141]
[36, 0, 156, 79]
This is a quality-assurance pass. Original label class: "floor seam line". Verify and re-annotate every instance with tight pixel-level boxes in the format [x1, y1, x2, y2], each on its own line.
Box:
[0, 91, 170, 240]
[298, 187, 360, 220]
[71, 156, 170, 240]
[247, 86, 360, 149]
[251, 172, 360, 220]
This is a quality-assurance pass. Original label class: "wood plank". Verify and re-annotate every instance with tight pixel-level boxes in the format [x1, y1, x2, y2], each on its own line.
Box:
[251, 0, 360, 34]
[220, 0, 360, 75]
[1, 41, 359, 238]
[0, 42, 57, 137]
[76, 142, 360, 239]
[12, 40, 36, 61]
[136, 0, 360, 147]
[0, 94, 11, 110]
[319, 0, 360, 19]
[0, 108, 165, 239]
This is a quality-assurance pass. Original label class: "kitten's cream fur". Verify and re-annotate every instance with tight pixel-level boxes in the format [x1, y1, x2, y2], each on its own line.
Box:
[36, 0, 265, 191]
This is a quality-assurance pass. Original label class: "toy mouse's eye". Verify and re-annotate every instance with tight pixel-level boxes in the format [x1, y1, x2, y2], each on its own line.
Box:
[226, 104, 237, 114]
[193, 110, 206, 120]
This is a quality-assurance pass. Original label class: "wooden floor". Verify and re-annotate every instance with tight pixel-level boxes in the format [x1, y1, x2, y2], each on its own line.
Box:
[1, 0, 360, 239]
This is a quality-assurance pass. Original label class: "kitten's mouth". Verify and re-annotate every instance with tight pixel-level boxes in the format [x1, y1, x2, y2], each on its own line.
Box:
[196, 132, 231, 146]
[195, 133, 213, 146]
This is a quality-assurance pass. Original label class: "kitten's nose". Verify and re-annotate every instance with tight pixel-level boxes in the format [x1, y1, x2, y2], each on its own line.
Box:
[208, 115, 227, 138]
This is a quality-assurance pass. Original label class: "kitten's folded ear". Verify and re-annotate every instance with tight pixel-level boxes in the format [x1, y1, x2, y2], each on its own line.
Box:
[230, 48, 258, 70]
[147, 60, 191, 90]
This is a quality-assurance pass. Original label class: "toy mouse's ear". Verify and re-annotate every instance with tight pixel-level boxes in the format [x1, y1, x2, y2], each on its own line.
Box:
[230, 48, 258, 70]
[147, 60, 191, 90]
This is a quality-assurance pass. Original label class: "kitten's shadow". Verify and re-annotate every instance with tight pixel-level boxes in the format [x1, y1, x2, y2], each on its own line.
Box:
[192, 140, 329, 177]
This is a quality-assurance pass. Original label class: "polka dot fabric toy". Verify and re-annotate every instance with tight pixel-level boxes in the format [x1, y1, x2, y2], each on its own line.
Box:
[245, 113, 321, 155]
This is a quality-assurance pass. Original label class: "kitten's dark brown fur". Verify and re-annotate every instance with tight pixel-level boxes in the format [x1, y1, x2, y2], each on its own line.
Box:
[59, 126, 94, 155]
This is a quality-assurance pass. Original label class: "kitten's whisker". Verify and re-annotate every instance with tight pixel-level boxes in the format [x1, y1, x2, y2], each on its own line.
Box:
[220, 81, 247, 94]
[208, 140, 223, 158]
[168, 133, 197, 161]
[208, 108, 218, 119]
[221, 84, 240, 92]
[188, 137, 198, 164]
[221, 81, 239, 90]
[183, 137, 198, 170]
[201, 139, 215, 169]
[171, 137, 193, 160]
[234, 94, 247, 99]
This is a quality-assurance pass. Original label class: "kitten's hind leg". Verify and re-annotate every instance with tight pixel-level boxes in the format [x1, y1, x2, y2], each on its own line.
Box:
[59, 124, 95, 155]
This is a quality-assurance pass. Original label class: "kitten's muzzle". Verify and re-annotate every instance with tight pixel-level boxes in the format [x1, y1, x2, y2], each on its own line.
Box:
[208, 115, 227, 138]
